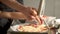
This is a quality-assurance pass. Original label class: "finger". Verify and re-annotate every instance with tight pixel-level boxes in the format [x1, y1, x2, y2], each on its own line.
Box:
[26, 7, 37, 17]
[26, 16, 35, 21]
[35, 16, 42, 24]
[32, 8, 38, 13]
[23, 12, 34, 20]
[30, 9, 37, 16]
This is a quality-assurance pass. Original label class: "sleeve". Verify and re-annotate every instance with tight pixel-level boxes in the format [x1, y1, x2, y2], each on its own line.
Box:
[17, 0, 23, 4]
[0, 18, 13, 27]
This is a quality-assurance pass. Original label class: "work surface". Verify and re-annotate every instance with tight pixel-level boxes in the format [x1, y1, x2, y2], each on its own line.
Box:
[8, 29, 60, 34]
[8, 18, 60, 34]
[7, 25, 60, 34]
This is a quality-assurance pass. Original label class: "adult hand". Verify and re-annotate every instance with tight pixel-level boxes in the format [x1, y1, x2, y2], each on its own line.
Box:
[22, 7, 43, 24]
[21, 7, 37, 21]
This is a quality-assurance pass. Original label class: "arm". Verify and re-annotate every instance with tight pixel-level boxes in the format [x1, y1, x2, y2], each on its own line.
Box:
[0, 0, 41, 24]
[0, 0, 39, 22]
[0, 11, 26, 19]
[0, 0, 26, 12]
[0, 0, 35, 20]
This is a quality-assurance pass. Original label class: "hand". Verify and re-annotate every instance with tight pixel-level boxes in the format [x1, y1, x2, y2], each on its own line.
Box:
[20, 7, 43, 24]
[21, 7, 42, 24]
[22, 7, 37, 21]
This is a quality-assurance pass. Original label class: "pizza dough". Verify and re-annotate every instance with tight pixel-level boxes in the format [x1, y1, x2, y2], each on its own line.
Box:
[17, 24, 48, 32]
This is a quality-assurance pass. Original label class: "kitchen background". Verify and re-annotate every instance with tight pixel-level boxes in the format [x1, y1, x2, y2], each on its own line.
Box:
[23, 0, 60, 19]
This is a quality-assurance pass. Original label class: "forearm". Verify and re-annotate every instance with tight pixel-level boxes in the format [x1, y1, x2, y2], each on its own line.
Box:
[0, 11, 12, 18]
[0, 0, 27, 12]
[0, 11, 26, 19]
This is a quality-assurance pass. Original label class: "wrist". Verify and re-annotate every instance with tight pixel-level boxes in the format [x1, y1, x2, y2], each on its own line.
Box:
[20, 6, 28, 13]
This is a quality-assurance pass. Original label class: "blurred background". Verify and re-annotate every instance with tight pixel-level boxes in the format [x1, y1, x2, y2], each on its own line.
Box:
[23, 0, 60, 19]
